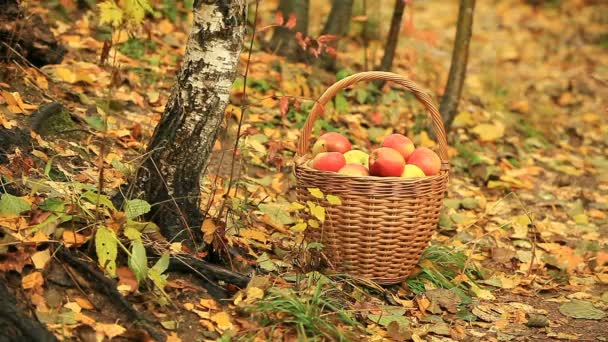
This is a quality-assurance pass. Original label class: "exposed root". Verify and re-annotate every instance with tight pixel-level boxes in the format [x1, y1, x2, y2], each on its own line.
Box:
[56, 248, 166, 342]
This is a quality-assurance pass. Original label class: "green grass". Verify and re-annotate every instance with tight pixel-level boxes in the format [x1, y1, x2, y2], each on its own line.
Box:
[245, 278, 359, 341]
[118, 38, 158, 61]
[406, 245, 482, 300]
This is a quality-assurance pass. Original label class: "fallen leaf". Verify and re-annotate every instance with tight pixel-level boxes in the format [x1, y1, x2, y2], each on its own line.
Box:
[22, 271, 44, 289]
[559, 300, 606, 320]
[472, 122, 505, 141]
[95, 323, 126, 340]
[210, 311, 233, 331]
[31, 249, 51, 269]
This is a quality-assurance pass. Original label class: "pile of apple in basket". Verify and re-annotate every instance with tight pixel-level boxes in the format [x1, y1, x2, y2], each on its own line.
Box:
[307, 132, 441, 178]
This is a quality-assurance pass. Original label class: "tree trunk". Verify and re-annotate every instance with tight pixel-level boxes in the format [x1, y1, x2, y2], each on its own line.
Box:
[316, 0, 354, 70]
[269, 0, 309, 61]
[133, 0, 246, 243]
[378, 0, 406, 72]
[439, 0, 475, 131]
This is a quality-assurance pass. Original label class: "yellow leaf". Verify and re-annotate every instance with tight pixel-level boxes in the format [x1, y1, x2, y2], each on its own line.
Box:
[291, 222, 307, 232]
[199, 298, 220, 310]
[95, 323, 126, 340]
[308, 219, 319, 228]
[239, 228, 268, 243]
[22, 272, 44, 289]
[290, 202, 306, 211]
[418, 131, 436, 148]
[452, 111, 475, 128]
[309, 204, 325, 223]
[472, 122, 505, 141]
[53, 66, 77, 84]
[201, 220, 216, 244]
[210, 312, 233, 331]
[573, 214, 588, 225]
[31, 249, 51, 269]
[98, 0, 124, 27]
[307, 188, 324, 199]
[470, 284, 495, 300]
[326, 195, 342, 205]
[245, 287, 264, 304]
[183, 303, 195, 311]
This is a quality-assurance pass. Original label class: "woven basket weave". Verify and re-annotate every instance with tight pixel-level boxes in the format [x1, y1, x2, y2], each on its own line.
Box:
[294, 71, 450, 285]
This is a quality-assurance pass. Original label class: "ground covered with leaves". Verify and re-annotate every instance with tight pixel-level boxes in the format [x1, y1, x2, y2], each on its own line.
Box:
[0, 0, 607, 341]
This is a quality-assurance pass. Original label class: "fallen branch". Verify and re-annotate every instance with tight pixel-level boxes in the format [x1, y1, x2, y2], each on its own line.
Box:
[168, 255, 250, 298]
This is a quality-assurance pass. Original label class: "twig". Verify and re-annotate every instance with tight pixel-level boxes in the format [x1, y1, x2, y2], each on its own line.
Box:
[222, 0, 261, 211]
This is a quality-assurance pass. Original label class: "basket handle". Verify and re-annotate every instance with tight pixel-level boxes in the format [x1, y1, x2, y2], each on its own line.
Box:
[296, 71, 449, 169]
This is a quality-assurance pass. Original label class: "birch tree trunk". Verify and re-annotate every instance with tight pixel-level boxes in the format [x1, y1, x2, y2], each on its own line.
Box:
[133, 0, 246, 243]
[440, 0, 475, 130]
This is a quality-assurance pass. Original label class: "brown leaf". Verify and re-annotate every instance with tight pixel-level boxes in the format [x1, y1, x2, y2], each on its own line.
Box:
[117, 267, 138, 293]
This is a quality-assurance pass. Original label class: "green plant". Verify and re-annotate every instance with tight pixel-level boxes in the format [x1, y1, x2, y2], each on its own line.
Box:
[406, 245, 482, 300]
[248, 276, 358, 341]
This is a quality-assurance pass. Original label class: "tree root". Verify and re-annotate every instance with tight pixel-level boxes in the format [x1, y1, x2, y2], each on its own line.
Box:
[0, 278, 57, 342]
[56, 248, 166, 342]
[167, 256, 250, 301]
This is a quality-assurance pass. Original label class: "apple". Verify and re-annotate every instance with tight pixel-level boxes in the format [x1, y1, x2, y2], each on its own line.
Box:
[338, 163, 369, 176]
[401, 164, 426, 178]
[369, 147, 405, 177]
[382, 133, 415, 159]
[343, 150, 369, 168]
[311, 152, 346, 172]
[312, 132, 351, 155]
[407, 147, 441, 176]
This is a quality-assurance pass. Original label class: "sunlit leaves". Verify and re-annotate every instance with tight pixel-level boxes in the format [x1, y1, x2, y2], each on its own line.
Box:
[99, 1, 124, 28]
[98, 0, 153, 29]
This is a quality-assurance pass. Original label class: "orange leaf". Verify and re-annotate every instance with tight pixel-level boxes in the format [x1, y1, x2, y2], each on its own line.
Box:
[279, 96, 289, 116]
[275, 11, 284, 26]
[22, 271, 44, 289]
[285, 13, 296, 29]
[62, 230, 89, 247]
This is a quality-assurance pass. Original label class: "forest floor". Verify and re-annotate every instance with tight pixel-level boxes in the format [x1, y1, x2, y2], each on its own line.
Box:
[0, 0, 607, 341]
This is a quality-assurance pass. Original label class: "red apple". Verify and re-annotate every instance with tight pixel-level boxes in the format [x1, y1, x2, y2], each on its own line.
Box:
[407, 147, 441, 176]
[311, 132, 351, 155]
[311, 152, 346, 172]
[369, 147, 405, 177]
[338, 164, 369, 176]
[382, 133, 415, 159]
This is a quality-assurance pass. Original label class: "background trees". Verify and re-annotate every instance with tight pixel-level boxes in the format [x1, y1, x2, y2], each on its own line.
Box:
[440, 0, 476, 130]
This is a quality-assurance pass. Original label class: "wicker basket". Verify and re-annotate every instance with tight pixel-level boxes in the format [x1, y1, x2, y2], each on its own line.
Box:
[294, 71, 450, 285]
